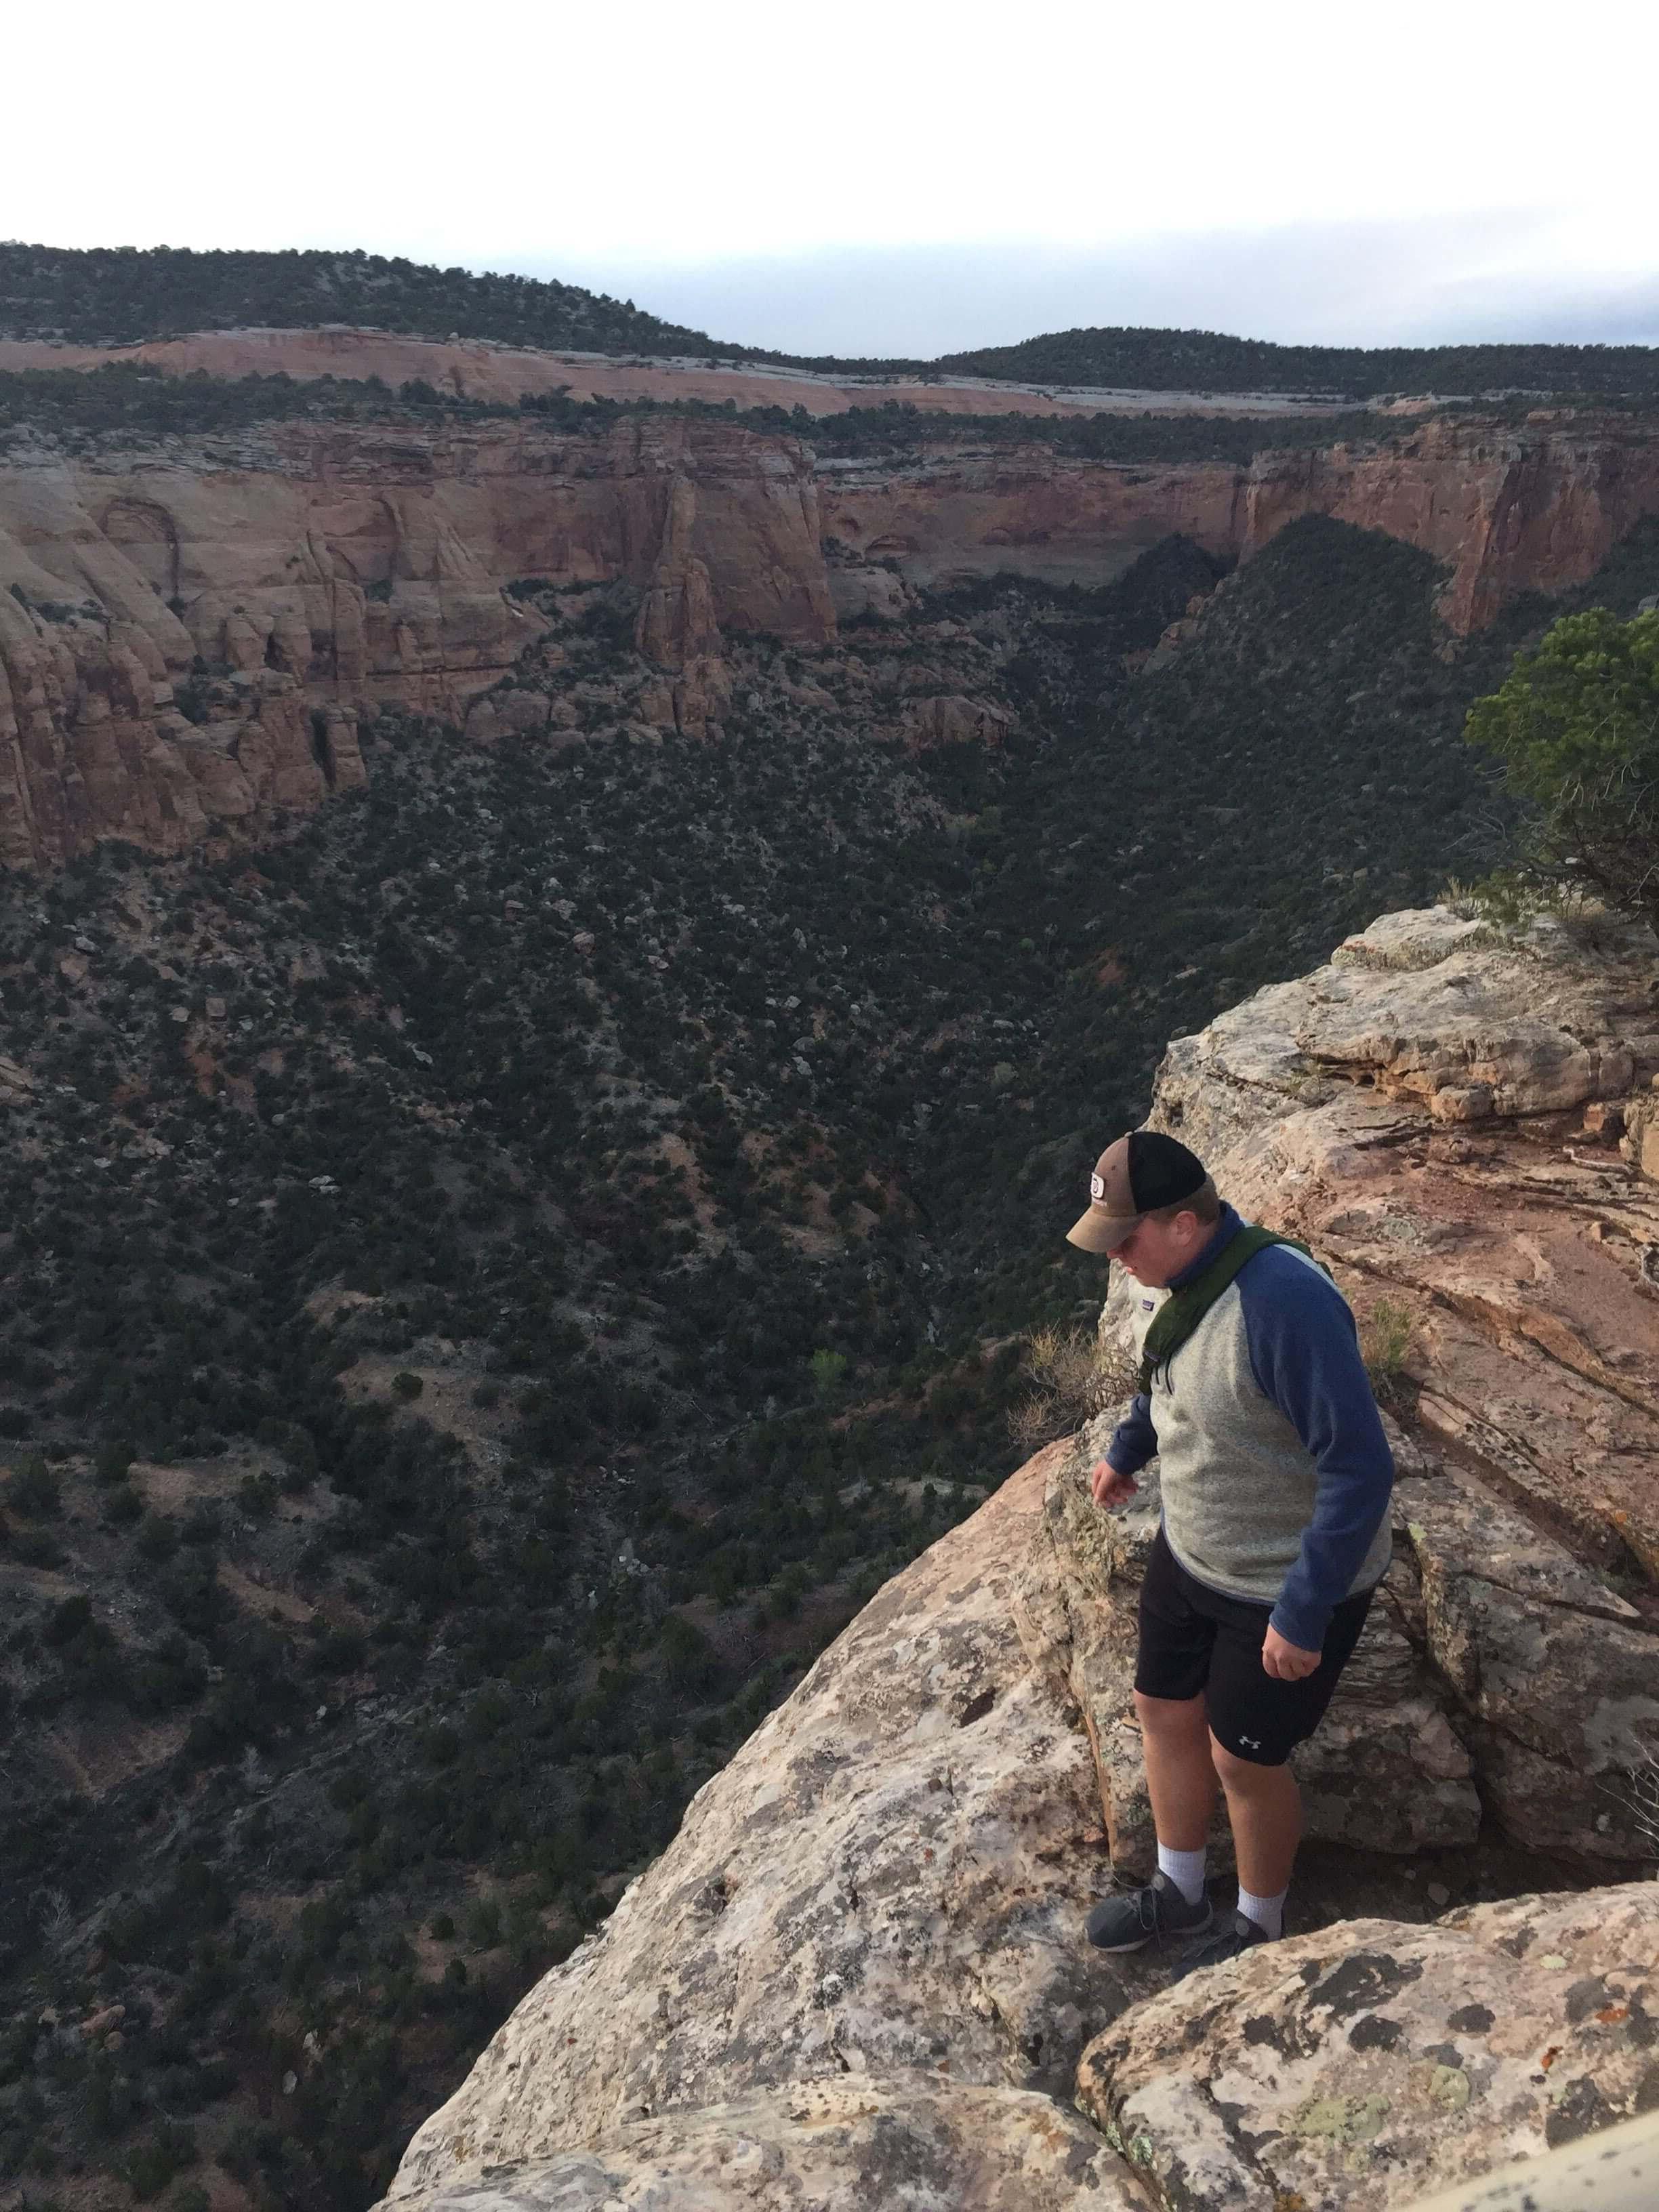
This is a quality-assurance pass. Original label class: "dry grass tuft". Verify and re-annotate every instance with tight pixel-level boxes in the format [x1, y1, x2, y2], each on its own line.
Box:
[1008, 1324, 1139, 1452]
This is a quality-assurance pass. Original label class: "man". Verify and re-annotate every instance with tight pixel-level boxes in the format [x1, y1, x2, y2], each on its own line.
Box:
[1066, 1128, 1393, 1975]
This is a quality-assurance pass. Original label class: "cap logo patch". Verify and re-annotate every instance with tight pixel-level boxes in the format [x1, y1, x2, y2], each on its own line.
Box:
[1090, 1172, 1105, 1202]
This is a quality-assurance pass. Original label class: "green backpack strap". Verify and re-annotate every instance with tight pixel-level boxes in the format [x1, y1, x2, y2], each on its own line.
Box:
[1136, 1226, 1322, 1395]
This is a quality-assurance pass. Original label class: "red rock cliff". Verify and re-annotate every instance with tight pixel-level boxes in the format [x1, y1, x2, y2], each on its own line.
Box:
[0, 418, 831, 867]
[1242, 412, 1659, 631]
[825, 413, 1659, 632]
[4, 401, 1658, 870]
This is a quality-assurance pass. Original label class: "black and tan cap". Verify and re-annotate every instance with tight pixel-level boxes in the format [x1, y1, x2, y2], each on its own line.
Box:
[1065, 1130, 1212, 1254]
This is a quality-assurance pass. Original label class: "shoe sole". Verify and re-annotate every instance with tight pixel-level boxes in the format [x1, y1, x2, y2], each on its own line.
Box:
[1086, 1905, 1214, 1954]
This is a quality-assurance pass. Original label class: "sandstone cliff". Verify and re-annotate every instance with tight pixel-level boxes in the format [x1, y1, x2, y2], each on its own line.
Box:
[374, 905, 1659, 2212]
[4, 384, 1658, 869]
[822, 412, 1659, 630]
[0, 418, 830, 866]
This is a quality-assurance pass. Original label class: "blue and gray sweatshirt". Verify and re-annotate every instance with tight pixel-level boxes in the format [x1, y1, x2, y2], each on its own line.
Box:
[1105, 1204, 1394, 1651]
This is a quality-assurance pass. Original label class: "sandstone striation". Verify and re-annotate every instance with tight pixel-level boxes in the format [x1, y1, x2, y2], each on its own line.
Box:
[0, 418, 830, 865]
[823, 413, 1659, 630]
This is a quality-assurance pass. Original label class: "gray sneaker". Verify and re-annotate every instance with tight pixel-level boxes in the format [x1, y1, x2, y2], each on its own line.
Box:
[1168, 1907, 1277, 1982]
[1085, 1869, 1214, 1954]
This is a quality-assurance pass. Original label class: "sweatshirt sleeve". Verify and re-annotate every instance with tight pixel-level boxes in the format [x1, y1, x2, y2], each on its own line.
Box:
[1105, 1393, 1159, 1476]
[1239, 1250, 1395, 1650]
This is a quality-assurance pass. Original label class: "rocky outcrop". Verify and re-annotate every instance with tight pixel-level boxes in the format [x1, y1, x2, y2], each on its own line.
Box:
[376, 1429, 1659, 2212]
[1078, 1880, 1659, 2211]
[1151, 905, 1659, 1570]
[899, 693, 1015, 750]
[384, 1447, 1160, 2205]
[375, 903, 1659, 2212]
[0, 417, 830, 865]
[1128, 904, 1659, 1860]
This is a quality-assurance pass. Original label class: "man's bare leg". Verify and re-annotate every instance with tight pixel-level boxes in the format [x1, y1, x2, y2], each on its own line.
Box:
[1086, 1692, 1220, 1948]
[1211, 1735, 1301, 1898]
[1135, 1691, 1219, 1849]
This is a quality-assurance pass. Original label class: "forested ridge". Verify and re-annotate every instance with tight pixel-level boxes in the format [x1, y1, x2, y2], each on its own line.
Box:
[1, 495, 1656, 2207]
[5, 241, 1659, 398]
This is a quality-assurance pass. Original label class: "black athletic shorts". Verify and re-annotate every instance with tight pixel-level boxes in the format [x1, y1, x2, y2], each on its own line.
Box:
[1134, 1527, 1374, 1767]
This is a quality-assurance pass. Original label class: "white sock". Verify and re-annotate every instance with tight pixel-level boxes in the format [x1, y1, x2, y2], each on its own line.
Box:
[1155, 1843, 1208, 1906]
[1237, 1885, 1287, 1938]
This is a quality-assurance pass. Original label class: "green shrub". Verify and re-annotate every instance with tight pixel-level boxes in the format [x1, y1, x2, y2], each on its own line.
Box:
[1466, 607, 1659, 930]
[6, 1454, 60, 1519]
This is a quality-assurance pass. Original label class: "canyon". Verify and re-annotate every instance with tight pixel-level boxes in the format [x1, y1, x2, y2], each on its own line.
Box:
[5, 350, 1659, 867]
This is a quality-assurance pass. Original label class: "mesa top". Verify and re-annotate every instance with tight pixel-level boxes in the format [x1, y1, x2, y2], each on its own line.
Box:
[1104, 1204, 1394, 1652]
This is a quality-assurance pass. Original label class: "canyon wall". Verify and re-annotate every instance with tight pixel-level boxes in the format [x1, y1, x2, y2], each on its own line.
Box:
[0, 417, 830, 867]
[3, 391, 1659, 869]
[822, 412, 1659, 628]
[1242, 412, 1659, 630]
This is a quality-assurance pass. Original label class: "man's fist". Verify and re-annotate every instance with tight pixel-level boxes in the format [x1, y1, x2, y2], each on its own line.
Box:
[1262, 1625, 1321, 1680]
[1089, 1460, 1139, 1509]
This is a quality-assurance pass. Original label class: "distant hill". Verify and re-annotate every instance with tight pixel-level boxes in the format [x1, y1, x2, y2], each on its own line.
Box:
[0, 241, 717, 356]
[934, 325, 1659, 400]
[5, 241, 1659, 398]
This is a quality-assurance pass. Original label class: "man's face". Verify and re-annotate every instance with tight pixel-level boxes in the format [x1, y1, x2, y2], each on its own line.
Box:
[1111, 1209, 1205, 1288]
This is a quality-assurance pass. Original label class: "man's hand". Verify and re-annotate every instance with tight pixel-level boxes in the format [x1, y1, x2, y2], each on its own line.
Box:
[1262, 1625, 1321, 1680]
[1089, 1460, 1139, 1509]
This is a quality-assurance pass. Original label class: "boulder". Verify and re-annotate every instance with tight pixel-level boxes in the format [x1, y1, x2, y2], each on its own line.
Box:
[900, 695, 1013, 750]
[1077, 1879, 1659, 2211]
[1402, 1472, 1659, 1860]
[386, 2077, 1141, 2211]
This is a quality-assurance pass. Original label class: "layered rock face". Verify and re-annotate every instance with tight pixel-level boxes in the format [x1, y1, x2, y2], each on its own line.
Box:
[5, 386, 1659, 870]
[1242, 412, 1659, 631]
[824, 413, 1659, 628]
[0, 418, 829, 866]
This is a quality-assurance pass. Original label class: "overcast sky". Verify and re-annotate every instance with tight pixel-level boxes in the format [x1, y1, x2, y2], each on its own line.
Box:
[7, 0, 1656, 358]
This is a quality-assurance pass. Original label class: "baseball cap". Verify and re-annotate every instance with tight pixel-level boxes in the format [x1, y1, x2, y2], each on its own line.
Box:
[1065, 1130, 1212, 1253]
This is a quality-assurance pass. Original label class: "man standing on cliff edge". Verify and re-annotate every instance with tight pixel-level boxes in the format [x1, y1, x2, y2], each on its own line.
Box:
[1067, 1129, 1393, 1975]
